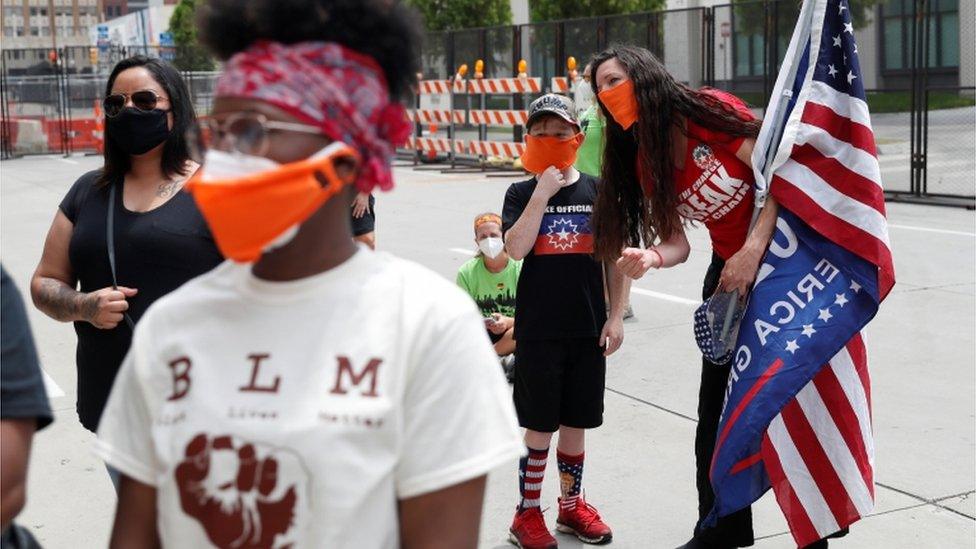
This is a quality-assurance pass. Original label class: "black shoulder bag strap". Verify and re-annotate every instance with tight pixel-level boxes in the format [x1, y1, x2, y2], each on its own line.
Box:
[107, 182, 135, 330]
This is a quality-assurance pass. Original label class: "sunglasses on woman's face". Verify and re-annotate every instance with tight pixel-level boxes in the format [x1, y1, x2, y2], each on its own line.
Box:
[187, 112, 331, 162]
[102, 90, 168, 118]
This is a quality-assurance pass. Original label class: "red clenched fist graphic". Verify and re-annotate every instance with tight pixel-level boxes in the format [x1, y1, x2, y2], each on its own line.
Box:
[175, 433, 305, 548]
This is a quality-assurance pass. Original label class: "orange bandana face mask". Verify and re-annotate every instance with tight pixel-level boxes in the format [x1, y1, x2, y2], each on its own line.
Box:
[598, 79, 639, 130]
[520, 133, 585, 174]
[185, 142, 360, 263]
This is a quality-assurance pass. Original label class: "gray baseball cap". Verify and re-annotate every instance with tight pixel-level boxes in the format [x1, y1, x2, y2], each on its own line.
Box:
[525, 93, 579, 130]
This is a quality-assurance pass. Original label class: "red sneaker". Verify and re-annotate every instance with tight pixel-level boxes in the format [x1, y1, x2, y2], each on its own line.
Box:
[509, 506, 558, 549]
[556, 496, 613, 544]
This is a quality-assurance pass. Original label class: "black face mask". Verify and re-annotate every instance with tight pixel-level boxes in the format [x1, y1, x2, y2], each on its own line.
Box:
[106, 107, 171, 156]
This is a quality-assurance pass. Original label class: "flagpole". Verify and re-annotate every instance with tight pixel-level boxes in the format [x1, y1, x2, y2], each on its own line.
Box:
[749, 0, 818, 228]
[758, 2, 817, 194]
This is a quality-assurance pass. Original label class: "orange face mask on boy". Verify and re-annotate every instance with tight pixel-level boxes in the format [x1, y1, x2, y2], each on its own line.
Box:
[520, 133, 585, 174]
[185, 142, 360, 263]
[598, 79, 639, 130]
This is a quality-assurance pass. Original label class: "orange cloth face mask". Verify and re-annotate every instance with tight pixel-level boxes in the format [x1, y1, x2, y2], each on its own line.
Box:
[598, 79, 639, 130]
[185, 142, 360, 263]
[520, 133, 584, 174]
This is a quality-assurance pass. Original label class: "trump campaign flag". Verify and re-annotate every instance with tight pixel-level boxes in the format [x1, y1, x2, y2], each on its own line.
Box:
[705, 0, 896, 546]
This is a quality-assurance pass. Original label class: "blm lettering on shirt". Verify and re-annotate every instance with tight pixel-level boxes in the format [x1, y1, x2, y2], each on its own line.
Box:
[675, 144, 750, 222]
[533, 205, 594, 255]
[163, 353, 388, 429]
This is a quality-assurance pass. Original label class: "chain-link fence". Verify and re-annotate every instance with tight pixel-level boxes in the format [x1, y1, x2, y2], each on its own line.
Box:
[2, 1, 973, 205]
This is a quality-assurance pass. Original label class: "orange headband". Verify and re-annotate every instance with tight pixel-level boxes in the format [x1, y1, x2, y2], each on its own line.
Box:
[474, 213, 502, 230]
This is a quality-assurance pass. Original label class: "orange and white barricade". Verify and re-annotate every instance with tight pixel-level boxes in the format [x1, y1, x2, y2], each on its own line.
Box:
[468, 110, 528, 127]
[467, 140, 525, 159]
[407, 109, 465, 125]
[551, 77, 571, 93]
[466, 77, 542, 95]
[417, 79, 467, 95]
[405, 136, 465, 155]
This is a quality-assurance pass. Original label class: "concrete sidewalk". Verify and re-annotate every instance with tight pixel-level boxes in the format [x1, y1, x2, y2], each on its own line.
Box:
[1, 154, 973, 548]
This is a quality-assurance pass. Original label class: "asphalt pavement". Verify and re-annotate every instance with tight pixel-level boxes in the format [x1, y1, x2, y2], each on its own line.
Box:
[1, 154, 973, 548]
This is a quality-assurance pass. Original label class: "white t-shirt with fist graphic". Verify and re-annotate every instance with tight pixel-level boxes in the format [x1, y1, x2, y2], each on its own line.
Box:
[95, 248, 523, 548]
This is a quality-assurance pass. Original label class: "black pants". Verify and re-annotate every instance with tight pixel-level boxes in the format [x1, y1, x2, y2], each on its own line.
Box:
[693, 253, 754, 547]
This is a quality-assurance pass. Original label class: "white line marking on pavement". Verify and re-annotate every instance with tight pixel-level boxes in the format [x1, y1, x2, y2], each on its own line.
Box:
[42, 370, 65, 399]
[55, 157, 78, 165]
[630, 287, 701, 307]
[887, 224, 975, 237]
[443, 247, 699, 305]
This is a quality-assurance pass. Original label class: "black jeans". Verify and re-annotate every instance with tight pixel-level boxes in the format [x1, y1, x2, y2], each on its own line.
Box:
[693, 253, 755, 548]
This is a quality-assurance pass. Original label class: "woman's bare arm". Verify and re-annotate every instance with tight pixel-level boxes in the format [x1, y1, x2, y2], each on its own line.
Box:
[30, 210, 91, 322]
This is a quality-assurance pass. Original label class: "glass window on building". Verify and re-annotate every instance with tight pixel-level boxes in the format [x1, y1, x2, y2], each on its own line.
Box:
[730, 2, 798, 79]
[882, 0, 959, 71]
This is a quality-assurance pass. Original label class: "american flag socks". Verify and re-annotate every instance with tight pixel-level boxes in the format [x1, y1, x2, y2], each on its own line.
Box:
[518, 446, 549, 510]
[557, 451, 585, 511]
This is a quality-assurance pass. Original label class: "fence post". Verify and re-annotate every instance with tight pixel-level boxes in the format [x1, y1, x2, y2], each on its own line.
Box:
[63, 48, 74, 156]
[703, 7, 715, 87]
[512, 25, 523, 145]
[909, 0, 930, 198]
[0, 52, 11, 160]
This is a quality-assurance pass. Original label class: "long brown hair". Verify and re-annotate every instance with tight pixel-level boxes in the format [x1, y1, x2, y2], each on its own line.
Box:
[97, 56, 195, 187]
[590, 46, 761, 261]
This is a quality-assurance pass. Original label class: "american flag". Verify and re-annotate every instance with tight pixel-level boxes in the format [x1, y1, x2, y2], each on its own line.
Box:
[705, 1, 895, 546]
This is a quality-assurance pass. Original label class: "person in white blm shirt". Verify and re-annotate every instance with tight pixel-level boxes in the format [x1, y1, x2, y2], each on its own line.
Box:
[93, 3, 522, 548]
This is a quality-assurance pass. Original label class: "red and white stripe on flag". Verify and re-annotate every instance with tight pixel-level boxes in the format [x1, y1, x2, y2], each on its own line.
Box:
[770, 80, 895, 299]
[762, 332, 874, 547]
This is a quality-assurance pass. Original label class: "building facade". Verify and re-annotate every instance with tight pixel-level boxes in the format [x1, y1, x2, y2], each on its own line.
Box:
[670, 0, 972, 91]
[1, 0, 103, 72]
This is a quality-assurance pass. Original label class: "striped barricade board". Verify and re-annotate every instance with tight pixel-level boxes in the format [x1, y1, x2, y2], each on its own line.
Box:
[468, 110, 529, 126]
[467, 140, 526, 158]
[466, 77, 542, 94]
[407, 109, 465, 124]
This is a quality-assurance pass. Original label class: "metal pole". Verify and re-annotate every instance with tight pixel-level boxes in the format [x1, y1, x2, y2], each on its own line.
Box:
[909, 0, 925, 197]
[762, 0, 770, 107]
[139, 9, 149, 55]
[0, 52, 11, 159]
[512, 25, 523, 144]
[920, 0, 930, 196]
[63, 48, 73, 156]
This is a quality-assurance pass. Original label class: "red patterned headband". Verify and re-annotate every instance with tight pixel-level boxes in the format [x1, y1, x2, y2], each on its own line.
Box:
[214, 40, 411, 193]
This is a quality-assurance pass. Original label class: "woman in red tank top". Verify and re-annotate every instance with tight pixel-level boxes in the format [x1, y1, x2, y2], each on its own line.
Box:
[587, 45, 814, 549]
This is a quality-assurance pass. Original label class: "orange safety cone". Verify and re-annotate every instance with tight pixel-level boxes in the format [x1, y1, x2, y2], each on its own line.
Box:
[92, 99, 104, 154]
[427, 122, 438, 160]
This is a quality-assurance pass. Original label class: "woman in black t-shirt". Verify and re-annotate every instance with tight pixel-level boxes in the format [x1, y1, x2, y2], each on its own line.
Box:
[30, 57, 222, 444]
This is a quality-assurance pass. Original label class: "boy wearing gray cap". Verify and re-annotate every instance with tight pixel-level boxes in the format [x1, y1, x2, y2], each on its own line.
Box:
[502, 94, 627, 548]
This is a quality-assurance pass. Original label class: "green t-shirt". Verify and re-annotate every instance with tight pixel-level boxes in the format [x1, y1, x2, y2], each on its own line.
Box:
[456, 256, 522, 318]
[575, 105, 605, 177]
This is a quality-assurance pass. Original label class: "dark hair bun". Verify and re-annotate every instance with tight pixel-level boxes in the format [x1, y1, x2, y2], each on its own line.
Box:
[197, 0, 423, 101]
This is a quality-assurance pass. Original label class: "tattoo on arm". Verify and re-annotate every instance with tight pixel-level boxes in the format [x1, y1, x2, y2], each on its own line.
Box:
[156, 181, 178, 198]
[36, 278, 92, 322]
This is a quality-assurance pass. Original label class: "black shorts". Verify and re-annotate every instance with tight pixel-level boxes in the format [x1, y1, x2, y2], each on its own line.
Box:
[513, 337, 606, 432]
[351, 194, 376, 237]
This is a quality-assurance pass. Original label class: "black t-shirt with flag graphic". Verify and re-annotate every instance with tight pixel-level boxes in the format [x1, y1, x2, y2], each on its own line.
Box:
[502, 173, 606, 341]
